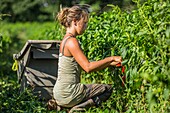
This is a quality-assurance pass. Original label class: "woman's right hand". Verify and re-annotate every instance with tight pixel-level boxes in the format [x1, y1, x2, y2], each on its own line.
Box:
[110, 61, 120, 66]
[113, 56, 122, 62]
[110, 56, 122, 66]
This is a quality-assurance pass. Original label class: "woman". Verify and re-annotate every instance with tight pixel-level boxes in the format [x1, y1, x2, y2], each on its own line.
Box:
[48, 5, 122, 112]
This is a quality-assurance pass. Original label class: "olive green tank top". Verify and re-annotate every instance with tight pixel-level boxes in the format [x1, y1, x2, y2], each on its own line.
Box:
[53, 36, 86, 107]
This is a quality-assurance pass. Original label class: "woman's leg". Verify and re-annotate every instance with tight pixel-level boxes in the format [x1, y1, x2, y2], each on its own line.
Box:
[69, 84, 113, 112]
[84, 84, 113, 106]
[69, 99, 95, 113]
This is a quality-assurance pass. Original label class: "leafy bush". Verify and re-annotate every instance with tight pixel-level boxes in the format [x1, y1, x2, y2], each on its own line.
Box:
[79, 0, 170, 112]
[0, 0, 170, 112]
[0, 21, 62, 113]
[0, 20, 65, 112]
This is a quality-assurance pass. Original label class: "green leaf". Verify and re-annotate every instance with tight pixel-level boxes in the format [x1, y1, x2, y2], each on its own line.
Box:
[163, 88, 169, 100]
[122, 59, 128, 65]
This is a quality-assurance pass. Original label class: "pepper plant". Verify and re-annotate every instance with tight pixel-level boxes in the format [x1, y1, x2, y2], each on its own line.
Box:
[79, 0, 170, 112]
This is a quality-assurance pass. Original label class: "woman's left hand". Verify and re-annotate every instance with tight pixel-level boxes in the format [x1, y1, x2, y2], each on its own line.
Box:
[110, 61, 120, 66]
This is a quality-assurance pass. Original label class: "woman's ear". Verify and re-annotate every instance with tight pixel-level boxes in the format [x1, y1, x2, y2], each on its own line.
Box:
[74, 21, 77, 26]
[73, 19, 77, 26]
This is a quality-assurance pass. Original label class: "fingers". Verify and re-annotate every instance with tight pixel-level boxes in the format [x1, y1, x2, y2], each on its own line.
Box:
[110, 56, 123, 67]
[110, 61, 120, 66]
[113, 56, 122, 62]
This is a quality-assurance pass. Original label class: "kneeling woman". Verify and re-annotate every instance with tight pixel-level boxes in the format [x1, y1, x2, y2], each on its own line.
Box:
[49, 5, 122, 112]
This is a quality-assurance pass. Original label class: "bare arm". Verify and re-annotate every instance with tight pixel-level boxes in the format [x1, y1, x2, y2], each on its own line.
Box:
[65, 38, 122, 73]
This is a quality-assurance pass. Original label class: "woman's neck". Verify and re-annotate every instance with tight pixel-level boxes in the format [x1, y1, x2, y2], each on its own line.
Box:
[66, 27, 77, 37]
[66, 32, 76, 37]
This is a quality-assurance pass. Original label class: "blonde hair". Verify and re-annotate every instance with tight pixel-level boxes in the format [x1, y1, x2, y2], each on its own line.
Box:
[57, 5, 90, 27]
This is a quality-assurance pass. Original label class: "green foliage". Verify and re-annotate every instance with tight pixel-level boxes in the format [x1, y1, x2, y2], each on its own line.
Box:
[0, 14, 12, 77]
[79, 0, 170, 112]
[0, 0, 170, 112]
[0, 80, 49, 113]
[0, 21, 63, 112]
[0, 0, 139, 22]
[0, 0, 59, 22]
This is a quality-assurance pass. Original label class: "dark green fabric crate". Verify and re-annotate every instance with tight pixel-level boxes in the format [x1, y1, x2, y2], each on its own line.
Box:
[13, 40, 61, 101]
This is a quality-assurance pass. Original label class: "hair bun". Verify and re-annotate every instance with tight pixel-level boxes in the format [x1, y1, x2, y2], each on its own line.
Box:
[56, 5, 90, 28]
[57, 8, 69, 27]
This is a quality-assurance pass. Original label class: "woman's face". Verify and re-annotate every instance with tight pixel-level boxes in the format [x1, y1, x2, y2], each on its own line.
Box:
[76, 18, 88, 35]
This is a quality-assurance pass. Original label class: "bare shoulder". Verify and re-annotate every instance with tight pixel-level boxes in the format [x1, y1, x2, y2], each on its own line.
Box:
[66, 37, 83, 57]
[66, 37, 80, 49]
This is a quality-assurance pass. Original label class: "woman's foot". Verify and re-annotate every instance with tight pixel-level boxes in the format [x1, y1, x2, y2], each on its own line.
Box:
[47, 99, 61, 111]
[69, 99, 95, 113]
[69, 107, 85, 113]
